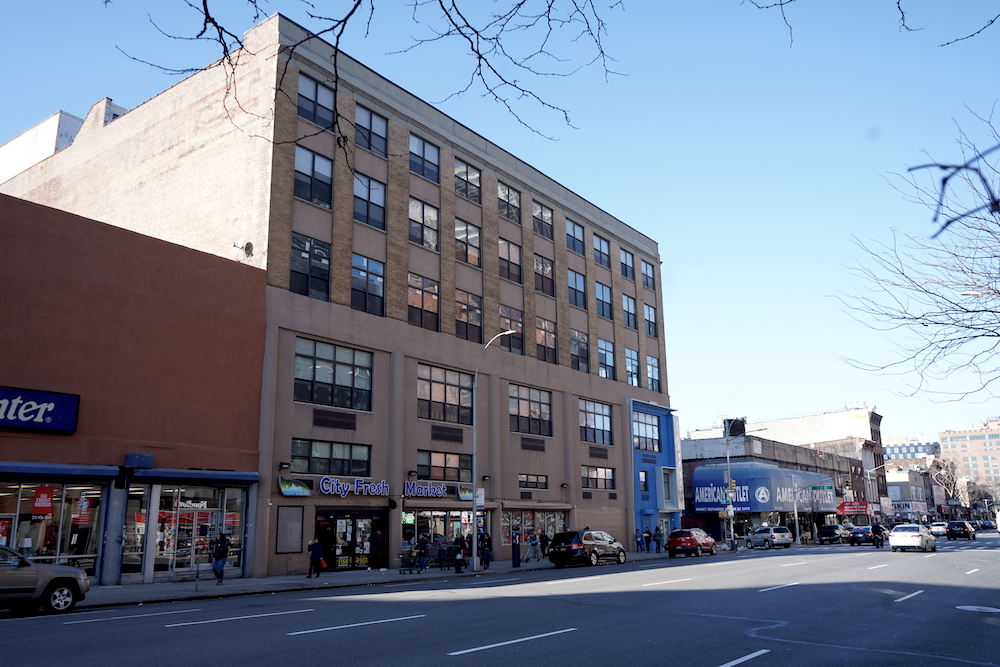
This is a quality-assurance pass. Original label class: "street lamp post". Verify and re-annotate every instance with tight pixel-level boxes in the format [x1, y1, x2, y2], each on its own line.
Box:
[470, 329, 515, 573]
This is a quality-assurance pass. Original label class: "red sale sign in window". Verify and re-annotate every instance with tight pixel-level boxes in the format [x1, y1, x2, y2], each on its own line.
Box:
[32, 487, 55, 518]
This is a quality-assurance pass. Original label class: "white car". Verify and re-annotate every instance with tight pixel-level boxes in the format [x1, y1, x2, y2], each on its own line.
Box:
[745, 525, 793, 550]
[889, 524, 937, 552]
[929, 522, 948, 537]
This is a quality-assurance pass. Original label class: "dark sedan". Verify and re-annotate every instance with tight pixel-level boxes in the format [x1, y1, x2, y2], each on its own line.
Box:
[848, 526, 875, 546]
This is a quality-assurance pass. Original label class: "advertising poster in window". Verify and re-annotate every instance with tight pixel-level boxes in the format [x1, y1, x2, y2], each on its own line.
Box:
[0, 518, 10, 546]
[32, 486, 55, 521]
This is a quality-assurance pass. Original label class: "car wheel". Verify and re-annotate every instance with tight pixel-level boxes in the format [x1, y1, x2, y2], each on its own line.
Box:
[554, 561, 565, 568]
[746, 540, 754, 550]
[972, 534, 976, 540]
[617, 550, 626, 564]
[932, 543, 937, 552]
[668, 550, 676, 558]
[784, 543, 791, 549]
[922, 542, 928, 552]
[764, 540, 772, 550]
[695, 545, 703, 557]
[709, 544, 717, 556]
[589, 550, 599, 566]
[41, 582, 78, 614]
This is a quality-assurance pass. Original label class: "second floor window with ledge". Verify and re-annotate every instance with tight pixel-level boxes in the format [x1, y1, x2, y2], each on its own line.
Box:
[533, 202, 553, 239]
[294, 337, 372, 411]
[294, 146, 332, 209]
[582, 465, 615, 490]
[417, 363, 473, 425]
[498, 182, 521, 223]
[499, 239, 522, 283]
[354, 174, 386, 230]
[409, 135, 440, 182]
[355, 105, 388, 157]
[455, 219, 481, 267]
[408, 198, 439, 251]
[454, 159, 481, 204]
[580, 399, 612, 445]
[407, 273, 439, 331]
[633, 411, 660, 452]
[509, 384, 552, 436]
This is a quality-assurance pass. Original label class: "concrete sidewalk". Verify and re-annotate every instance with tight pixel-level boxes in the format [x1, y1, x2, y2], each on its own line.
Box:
[77, 549, 676, 609]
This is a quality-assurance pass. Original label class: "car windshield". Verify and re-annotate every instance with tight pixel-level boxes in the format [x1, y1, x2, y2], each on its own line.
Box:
[549, 532, 579, 546]
[893, 526, 918, 532]
[668, 530, 689, 538]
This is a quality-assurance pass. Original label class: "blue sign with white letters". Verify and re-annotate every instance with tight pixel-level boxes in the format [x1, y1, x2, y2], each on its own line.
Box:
[0, 386, 80, 433]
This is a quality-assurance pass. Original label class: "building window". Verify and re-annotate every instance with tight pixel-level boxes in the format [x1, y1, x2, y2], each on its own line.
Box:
[407, 273, 439, 331]
[622, 295, 637, 329]
[294, 337, 373, 410]
[595, 282, 612, 319]
[620, 249, 635, 280]
[455, 219, 481, 267]
[297, 74, 334, 129]
[570, 329, 589, 373]
[641, 260, 656, 290]
[355, 105, 388, 157]
[534, 255, 554, 296]
[417, 450, 472, 482]
[353, 174, 386, 230]
[633, 411, 660, 452]
[536, 317, 557, 364]
[290, 233, 330, 301]
[638, 470, 648, 492]
[500, 306, 524, 354]
[350, 254, 384, 316]
[409, 198, 439, 251]
[509, 384, 553, 436]
[455, 159, 481, 204]
[646, 356, 661, 392]
[566, 220, 585, 255]
[580, 399, 612, 445]
[291, 439, 371, 476]
[294, 146, 333, 209]
[625, 348, 639, 387]
[417, 364, 473, 425]
[409, 134, 440, 182]
[533, 202, 553, 240]
[598, 339, 615, 380]
[455, 290, 483, 343]
[593, 235, 610, 268]
[582, 466, 615, 490]
[644, 304, 658, 338]
[519, 474, 549, 489]
[498, 182, 521, 223]
[568, 270, 587, 309]
[499, 239, 522, 283]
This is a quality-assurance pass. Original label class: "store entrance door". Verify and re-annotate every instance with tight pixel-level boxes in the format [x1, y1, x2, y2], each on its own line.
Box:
[315, 509, 386, 571]
[174, 510, 220, 570]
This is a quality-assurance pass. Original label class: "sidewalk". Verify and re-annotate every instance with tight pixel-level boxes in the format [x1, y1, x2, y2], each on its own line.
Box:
[78, 549, 676, 609]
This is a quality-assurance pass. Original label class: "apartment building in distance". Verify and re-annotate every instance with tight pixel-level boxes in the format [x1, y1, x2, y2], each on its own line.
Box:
[939, 417, 1000, 494]
[0, 14, 677, 578]
[883, 436, 941, 462]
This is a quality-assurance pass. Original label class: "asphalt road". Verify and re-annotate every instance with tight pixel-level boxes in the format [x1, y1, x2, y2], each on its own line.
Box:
[5, 534, 999, 667]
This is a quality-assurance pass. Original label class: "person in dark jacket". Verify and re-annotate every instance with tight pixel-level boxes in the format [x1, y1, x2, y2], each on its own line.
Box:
[307, 538, 324, 578]
[452, 533, 467, 573]
[211, 534, 230, 586]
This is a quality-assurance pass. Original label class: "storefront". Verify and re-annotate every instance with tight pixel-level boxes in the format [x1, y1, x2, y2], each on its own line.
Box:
[500, 505, 570, 559]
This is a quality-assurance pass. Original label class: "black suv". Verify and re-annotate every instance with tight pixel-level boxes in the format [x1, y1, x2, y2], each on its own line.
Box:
[816, 524, 849, 544]
[946, 521, 976, 540]
[547, 530, 627, 568]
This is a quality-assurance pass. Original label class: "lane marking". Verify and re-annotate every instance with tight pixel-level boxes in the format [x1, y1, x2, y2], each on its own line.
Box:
[719, 649, 771, 667]
[166, 609, 313, 627]
[868, 564, 888, 570]
[447, 628, 577, 655]
[545, 576, 599, 585]
[895, 590, 924, 603]
[66, 608, 201, 624]
[781, 562, 808, 567]
[641, 578, 692, 587]
[758, 582, 798, 592]
[966, 569, 980, 575]
[288, 614, 425, 636]
[705, 561, 736, 567]
[924, 554, 937, 558]
[465, 577, 519, 585]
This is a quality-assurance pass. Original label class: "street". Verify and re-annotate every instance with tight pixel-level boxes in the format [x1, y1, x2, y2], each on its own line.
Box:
[4, 535, 999, 667]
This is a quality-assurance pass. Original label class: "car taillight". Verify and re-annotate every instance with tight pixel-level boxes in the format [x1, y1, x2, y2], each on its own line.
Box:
[571, 542, 584, 548]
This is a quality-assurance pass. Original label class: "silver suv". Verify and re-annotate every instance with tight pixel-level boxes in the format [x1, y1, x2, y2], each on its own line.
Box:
[0, 545, 90, 613]
[745, 525, 793, 550]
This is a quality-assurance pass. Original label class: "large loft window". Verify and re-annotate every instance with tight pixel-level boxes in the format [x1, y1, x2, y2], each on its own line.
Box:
[417, 364, 473, 425]
[351, 254, 384, 316]
[294, 337, 373, 410]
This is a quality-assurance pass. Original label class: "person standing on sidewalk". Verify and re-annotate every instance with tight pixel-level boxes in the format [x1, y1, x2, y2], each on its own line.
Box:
[211, 534, 229, 586]
[538, 529, 549, 559]
[526, 529, 542, 562]
[652, 526, 663, 553]
[634, 529, 645, 552]
[643, 527, 653, 552]
[369, 530, 385, 571]
[307, 538, 324, 578]
[511, 525, 521, 568]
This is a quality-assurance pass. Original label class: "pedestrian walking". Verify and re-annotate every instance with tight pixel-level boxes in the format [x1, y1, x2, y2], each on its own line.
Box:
[643, 527, 652, 552]
[511, 525, 521, 568]
[452, 533, 467, 573]
[478, 530, 493, 570]
[526, 529, 542, 561]
[211, 534, 229, 586]
[369, 530, 385, 571]
[634, 529, 645, 552]
[538, 529, 549, 558]
[652, 526, 663, 553]
[416, 534, 428, 572]
[307, 537, 324, 578]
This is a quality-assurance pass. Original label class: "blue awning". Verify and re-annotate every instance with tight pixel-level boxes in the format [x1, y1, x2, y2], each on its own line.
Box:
[132, 468, 258, 484]
[692, 462, 837, 513]
[0, 461, 119, 479]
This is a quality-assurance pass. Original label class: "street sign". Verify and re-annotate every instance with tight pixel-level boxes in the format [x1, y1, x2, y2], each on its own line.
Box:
[948, 499, 962, 506]
[812, 485, 833, 491]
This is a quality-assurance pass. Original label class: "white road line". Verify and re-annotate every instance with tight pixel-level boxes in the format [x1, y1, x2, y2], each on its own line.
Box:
[466, 577, 520, 585]
[288, 614, 425, 636]
[641, 578, 692, 587]
[705, 561, 735, 567]
[165, 609, 313, 627]
[894, 590, 924, 603]
[447, 628, 577, 655]
[923, 554, 937, 558]
[781, 561, 808, 567]
[545, 576, 599, 585]
[758, 582, 798, 592]
[868, 564, 888, 570]
[966, 569, 980, 574]
[66, 609, 201, 624]
[718, 649, 771, 667]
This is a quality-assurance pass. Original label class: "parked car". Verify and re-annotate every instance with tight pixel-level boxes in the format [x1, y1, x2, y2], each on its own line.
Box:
[745, 525, 793, 550]
[547, 530, 627, 568]
[816, 524, 850, 544]
[848, 526, 875, 546]
[0, 545, 90, 614]
[946, 521, 977, 541]
[982, 520, 996, 531]
[889, 524, 937, 552]
[666, 528, 717, 558]
[929, 522, 948, 537]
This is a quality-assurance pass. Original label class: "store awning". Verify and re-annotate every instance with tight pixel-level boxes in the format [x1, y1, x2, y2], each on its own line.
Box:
[402, 499, 499, 510]
[132, 468, 258, 483]
[692, 461, 837, 513]
[0, 461, 119, 479]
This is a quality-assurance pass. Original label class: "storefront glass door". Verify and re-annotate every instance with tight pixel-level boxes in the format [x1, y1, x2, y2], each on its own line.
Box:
[315, 509, 386, 571]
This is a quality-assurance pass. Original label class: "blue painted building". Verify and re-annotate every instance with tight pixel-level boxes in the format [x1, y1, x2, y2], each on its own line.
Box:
[630, 400, 682, 539]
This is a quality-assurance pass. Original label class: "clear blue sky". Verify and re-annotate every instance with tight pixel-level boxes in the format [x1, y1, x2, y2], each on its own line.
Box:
[4, 1, 999, 440]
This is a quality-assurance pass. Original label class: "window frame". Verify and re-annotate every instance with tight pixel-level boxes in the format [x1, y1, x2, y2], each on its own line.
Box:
[293, 337, 373, 411]
[625, 348, 639, 387]
[566, 220, 585, 255]
[535, 317, 557, 364]
[409, 134, 440, 183]
[620, 249, 635, 281]
[622, 294, 637, 329]
[291, 439, 372, 476]
[579, 399, 613, 445]
[498, 182, 521, 224]
[455, 289, 483, 343]
[534, 255, 554, 297]
[646, 356, 661, 392]
[568, 269, 587, 309]
[416, 364, 473, 425]
[593, 235, 610, 268]
[353, 173, 386, 230]
[350, 254, 385, 316]
[533, 202, 554, 240]
[355, 105, 388, 157]
[408, 197, 440, 251]
[294, 146, 333, 209]
[407, 273, 440, 331]
[455, 219, 481, 267]
[598, 339, 616, 380]
[641, 260, 656, 291]
[297, 74, 334, 129]
[290, 233, 330, 301]
[633, 412, 660, 452]
[509, 384, 553, 436]
[499, 238, 523, 284]
[595, 282, 612, 319]
[417, 450, 472, 482]
[570, 329, 589, 373]
[644, 304, 658, 338]
[581, 465, 616, 490]
[454, 159, 482, 204]
[499, 305, 524, 355]
[518, 474, 549, 489]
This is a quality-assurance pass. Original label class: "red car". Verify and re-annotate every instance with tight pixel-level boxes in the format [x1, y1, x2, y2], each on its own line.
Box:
[666, 528, 717, 558]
